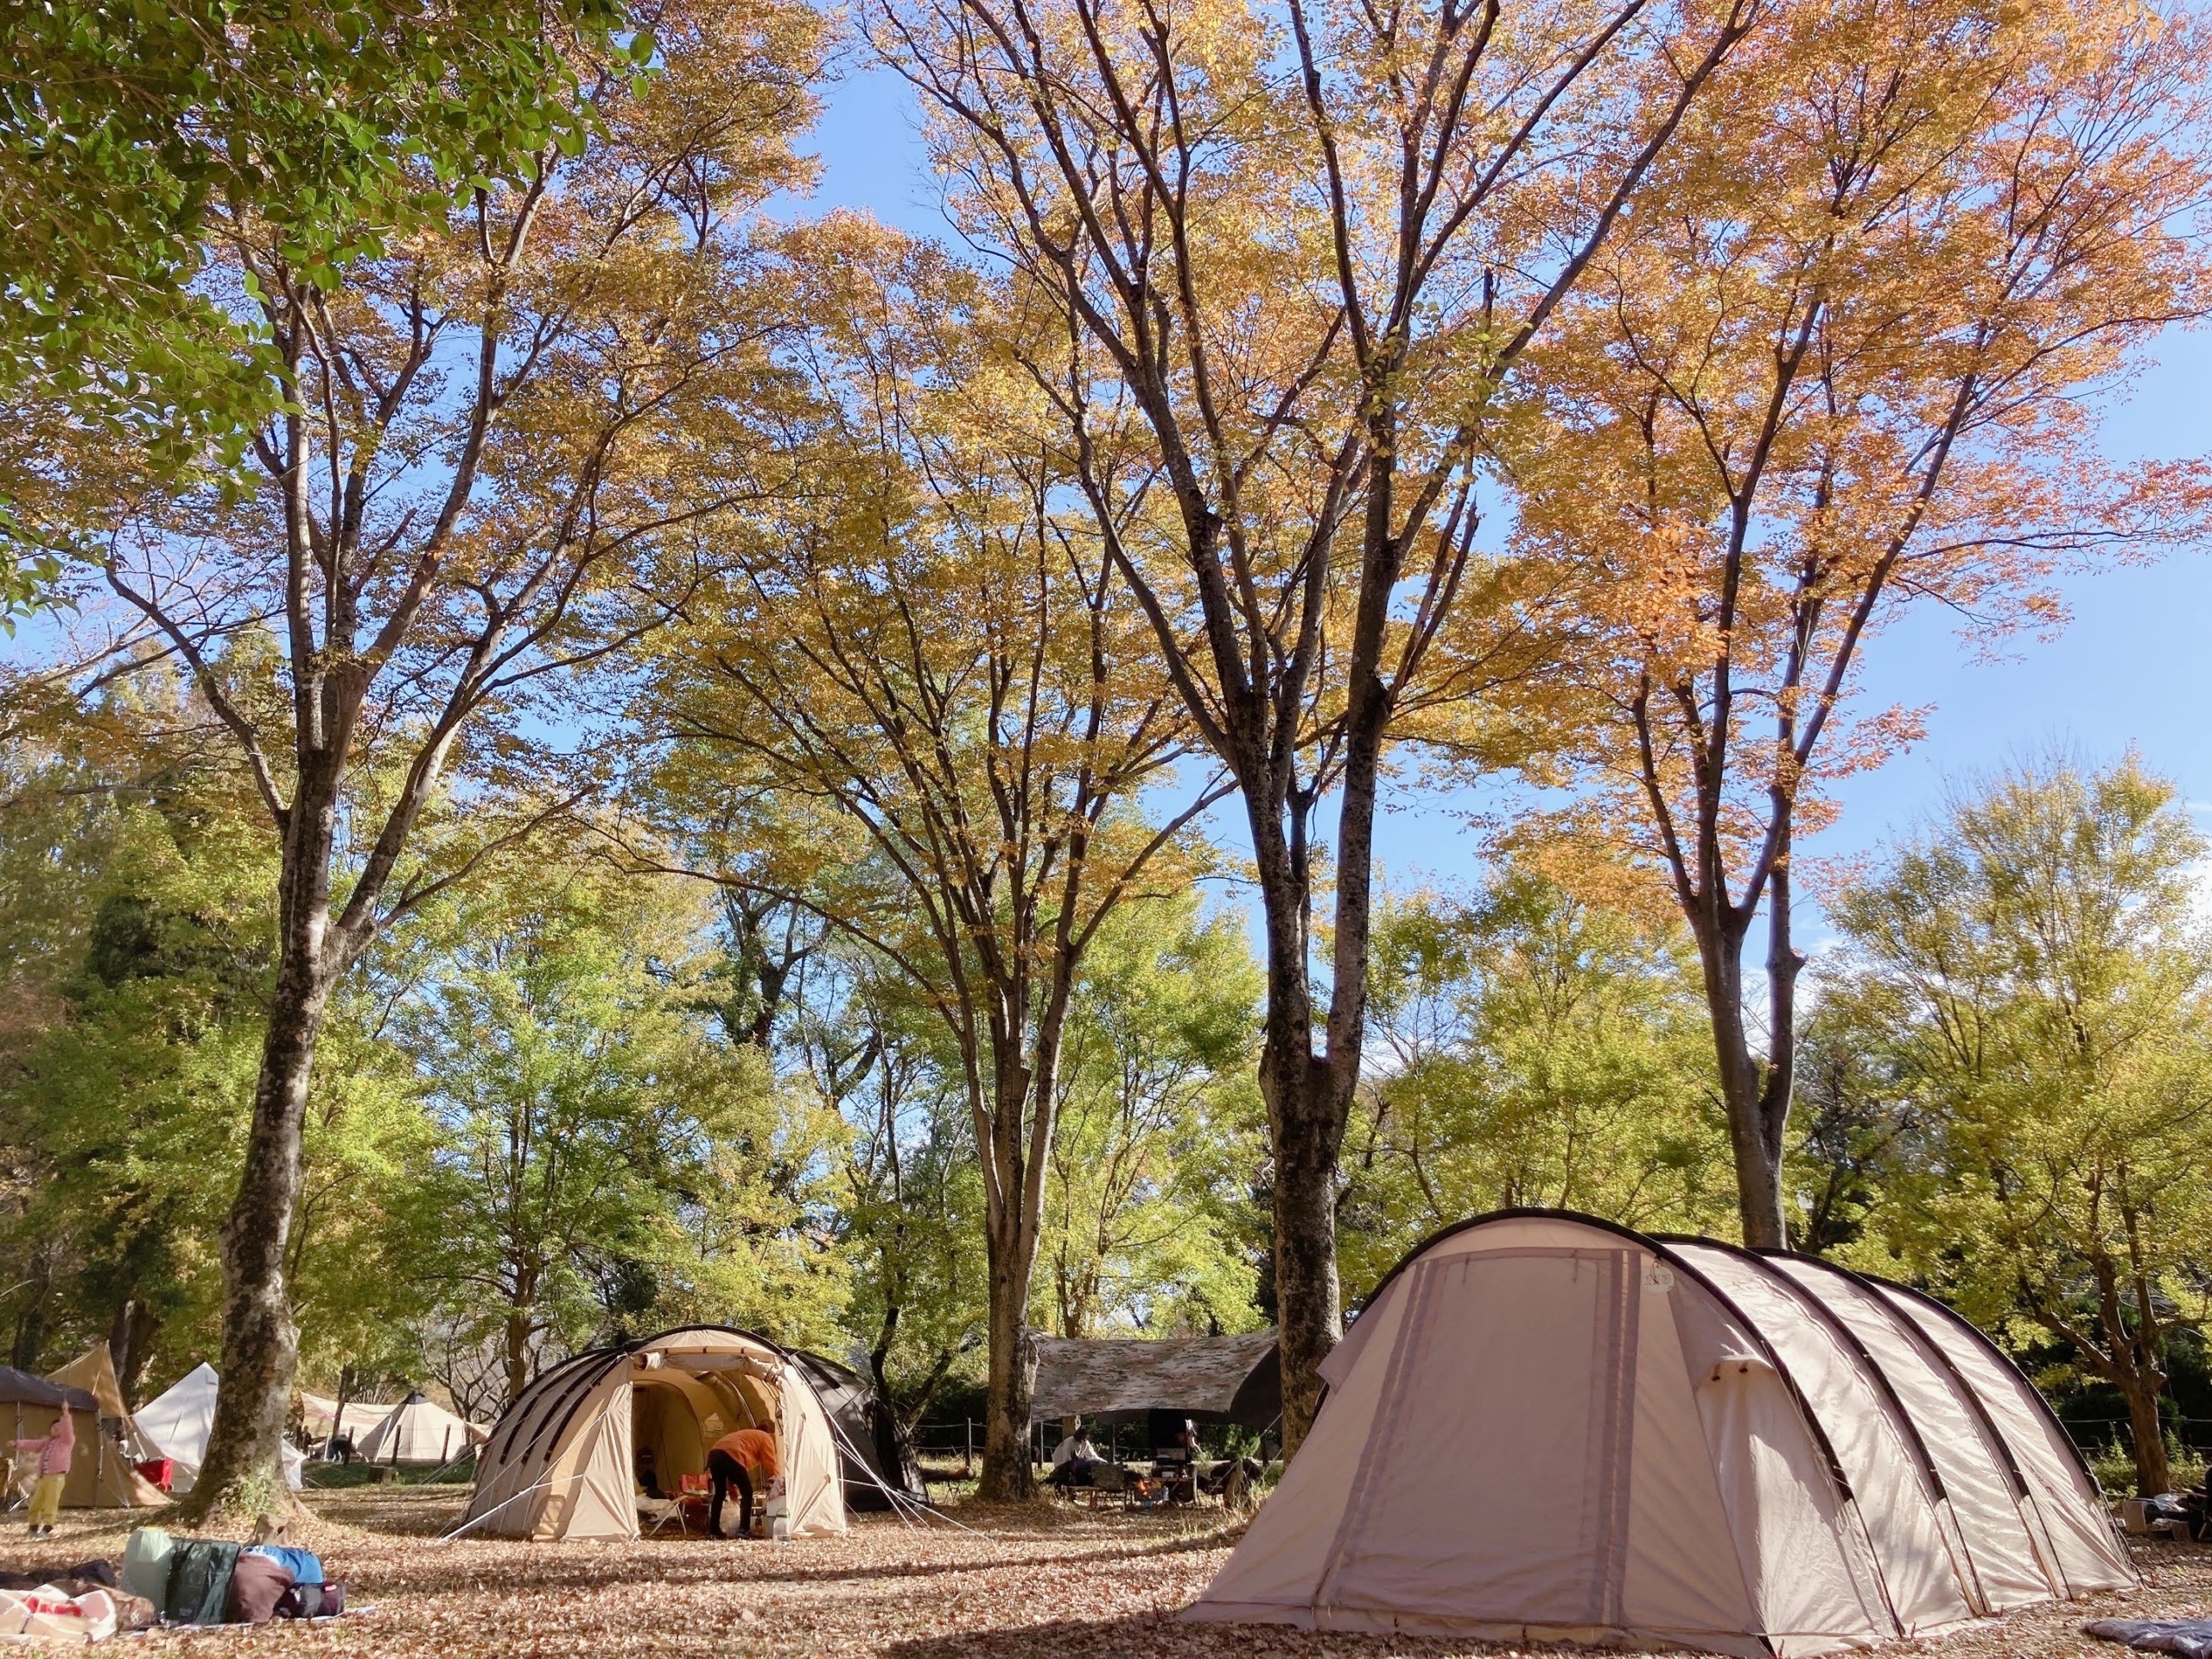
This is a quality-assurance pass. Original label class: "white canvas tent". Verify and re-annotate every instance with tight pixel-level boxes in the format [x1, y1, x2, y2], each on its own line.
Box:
[1190, 1211, 2133, 1657]
[462, 1325, 846, 1541]
[298, 1391, 391, 1446]
[135, 1363, 306, 1493]
[356, 1389, 482, 1464]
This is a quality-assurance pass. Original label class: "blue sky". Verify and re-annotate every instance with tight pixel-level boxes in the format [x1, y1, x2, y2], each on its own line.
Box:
[798, 67, 2212, 917]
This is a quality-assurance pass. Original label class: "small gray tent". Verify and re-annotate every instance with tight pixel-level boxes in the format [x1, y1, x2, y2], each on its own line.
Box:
[1190, 1210, 2133, 1657]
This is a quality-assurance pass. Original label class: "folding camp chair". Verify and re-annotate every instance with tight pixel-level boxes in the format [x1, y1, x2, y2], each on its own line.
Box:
[647, 1473, 715, 1536]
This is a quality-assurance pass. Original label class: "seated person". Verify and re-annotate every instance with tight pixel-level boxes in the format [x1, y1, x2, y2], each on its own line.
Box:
[635, 1445, 663, 1499]
[1047, 1421, 1103, 1488]
[2179, 1472, 2209, 1543]
[708, 1426, 781, 1540]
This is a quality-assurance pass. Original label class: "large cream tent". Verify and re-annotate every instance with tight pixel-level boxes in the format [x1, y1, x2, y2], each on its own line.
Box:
[0, 1354, 163, 1510]
[1190, 1211, 2133, 1657]
[298, 1391, 391, 1447]
[136, 1363, 307, 1493]
[461, 1326, 847, 1541]
[356, 1390, 483, 1464]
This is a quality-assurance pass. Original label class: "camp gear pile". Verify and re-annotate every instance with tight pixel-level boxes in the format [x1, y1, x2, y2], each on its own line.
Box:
[120, 1526, 347, 1629]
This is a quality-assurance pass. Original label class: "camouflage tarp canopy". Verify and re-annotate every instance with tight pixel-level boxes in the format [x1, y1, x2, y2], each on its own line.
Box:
[1029, 1332, 1281, 1427]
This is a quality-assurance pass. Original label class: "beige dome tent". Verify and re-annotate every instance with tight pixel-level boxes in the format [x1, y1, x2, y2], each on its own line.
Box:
[355, 1390, 482, 1464]
[461, 1326, 846, 1541]
[1190, 1211, 2133, 1657]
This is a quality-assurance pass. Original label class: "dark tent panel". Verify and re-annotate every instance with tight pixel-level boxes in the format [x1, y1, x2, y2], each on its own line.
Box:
[0, 1368, 95, 1413]
[787, 1351, 926, 1511]
[1029, 1332, 1281, 1428]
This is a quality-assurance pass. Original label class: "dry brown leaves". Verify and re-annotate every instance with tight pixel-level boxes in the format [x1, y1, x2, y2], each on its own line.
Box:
[10, 1491, 2209, 1658]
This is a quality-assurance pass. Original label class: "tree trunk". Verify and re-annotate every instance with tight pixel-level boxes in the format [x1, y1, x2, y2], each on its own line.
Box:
[183, 779, 340, 1522]
[183, 948, 330, 1518]
[1690, 912, 1789, 1249]
[330, 1367, 354, 1458]
[107, 1296, 162, 1410]
[2118, 1370, 2171, 1497]
[10, 1241, 58, 1370]
[901, 1348, 956, 1439]
[1266, 1043, 1344, 1453]
[1249, 780, 1351, 1455]
[869, 1300, 899, 1407]
[975, 1223, 1035, 1501]
[505, 1307, 534, 1406]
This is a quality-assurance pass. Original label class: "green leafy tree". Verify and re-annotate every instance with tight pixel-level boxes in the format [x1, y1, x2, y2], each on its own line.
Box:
[0, 718, 437, 1403]
[404, 873, 844, 1404]
[1825, 756, 2212, 1496]
[648, 233, 1218, 1498]
[0, 0, 635, 600]
[805, 956, 990, 1427]
[1781, 1010, 1926, 1260]
[1338, 867, 1732, 1298]
[23, 0, 827, 1515]
[1040, 893, 1264, 1338]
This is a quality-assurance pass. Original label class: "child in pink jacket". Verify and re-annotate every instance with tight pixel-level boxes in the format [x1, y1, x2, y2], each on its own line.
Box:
[13, 1409, 74, 1536]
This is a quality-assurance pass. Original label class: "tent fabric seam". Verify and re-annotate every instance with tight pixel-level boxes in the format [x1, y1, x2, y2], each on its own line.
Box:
[1662, 1236, 1958, 1636]
[1758, 1253, 2020, 1613]
[1867, 1270, 2133, 1584]
[1315, 1255, 1443, 1616]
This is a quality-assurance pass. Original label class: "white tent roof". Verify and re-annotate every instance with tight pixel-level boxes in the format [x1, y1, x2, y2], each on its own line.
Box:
[1189, 1211, 2134, 1658]
[136, 1363, 305, 1492]
[355, 1390, 482, 1463]
[298, 1391, 392, 1443]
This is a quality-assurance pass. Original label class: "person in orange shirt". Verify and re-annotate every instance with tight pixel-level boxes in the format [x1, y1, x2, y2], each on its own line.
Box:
[707, 1426, 779, 1540]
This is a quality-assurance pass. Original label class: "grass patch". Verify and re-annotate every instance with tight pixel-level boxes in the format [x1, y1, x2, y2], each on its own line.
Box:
[302, 1456, 475, 1489]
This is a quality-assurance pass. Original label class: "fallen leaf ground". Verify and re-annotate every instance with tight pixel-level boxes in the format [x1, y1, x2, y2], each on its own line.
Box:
[10, 1489, 2210, 1656]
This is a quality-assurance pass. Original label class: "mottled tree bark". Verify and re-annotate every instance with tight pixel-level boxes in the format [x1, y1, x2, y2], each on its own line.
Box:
[2118, 1372, 2172, 1497]
[976, 1227, 1038, 1502]
[186, 769, 340, 1516]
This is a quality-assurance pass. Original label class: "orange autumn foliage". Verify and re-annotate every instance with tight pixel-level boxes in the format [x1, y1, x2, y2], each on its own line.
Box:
[1503, 0, 2212, 1245]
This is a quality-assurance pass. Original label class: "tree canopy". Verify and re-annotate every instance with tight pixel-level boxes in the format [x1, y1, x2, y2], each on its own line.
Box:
[2, 0, 2209, 1508]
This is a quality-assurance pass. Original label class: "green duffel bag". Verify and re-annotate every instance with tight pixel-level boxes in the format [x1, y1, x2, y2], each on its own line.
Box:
[162, 1538, 241, 1626]
[120, 1526, 175, 1605]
